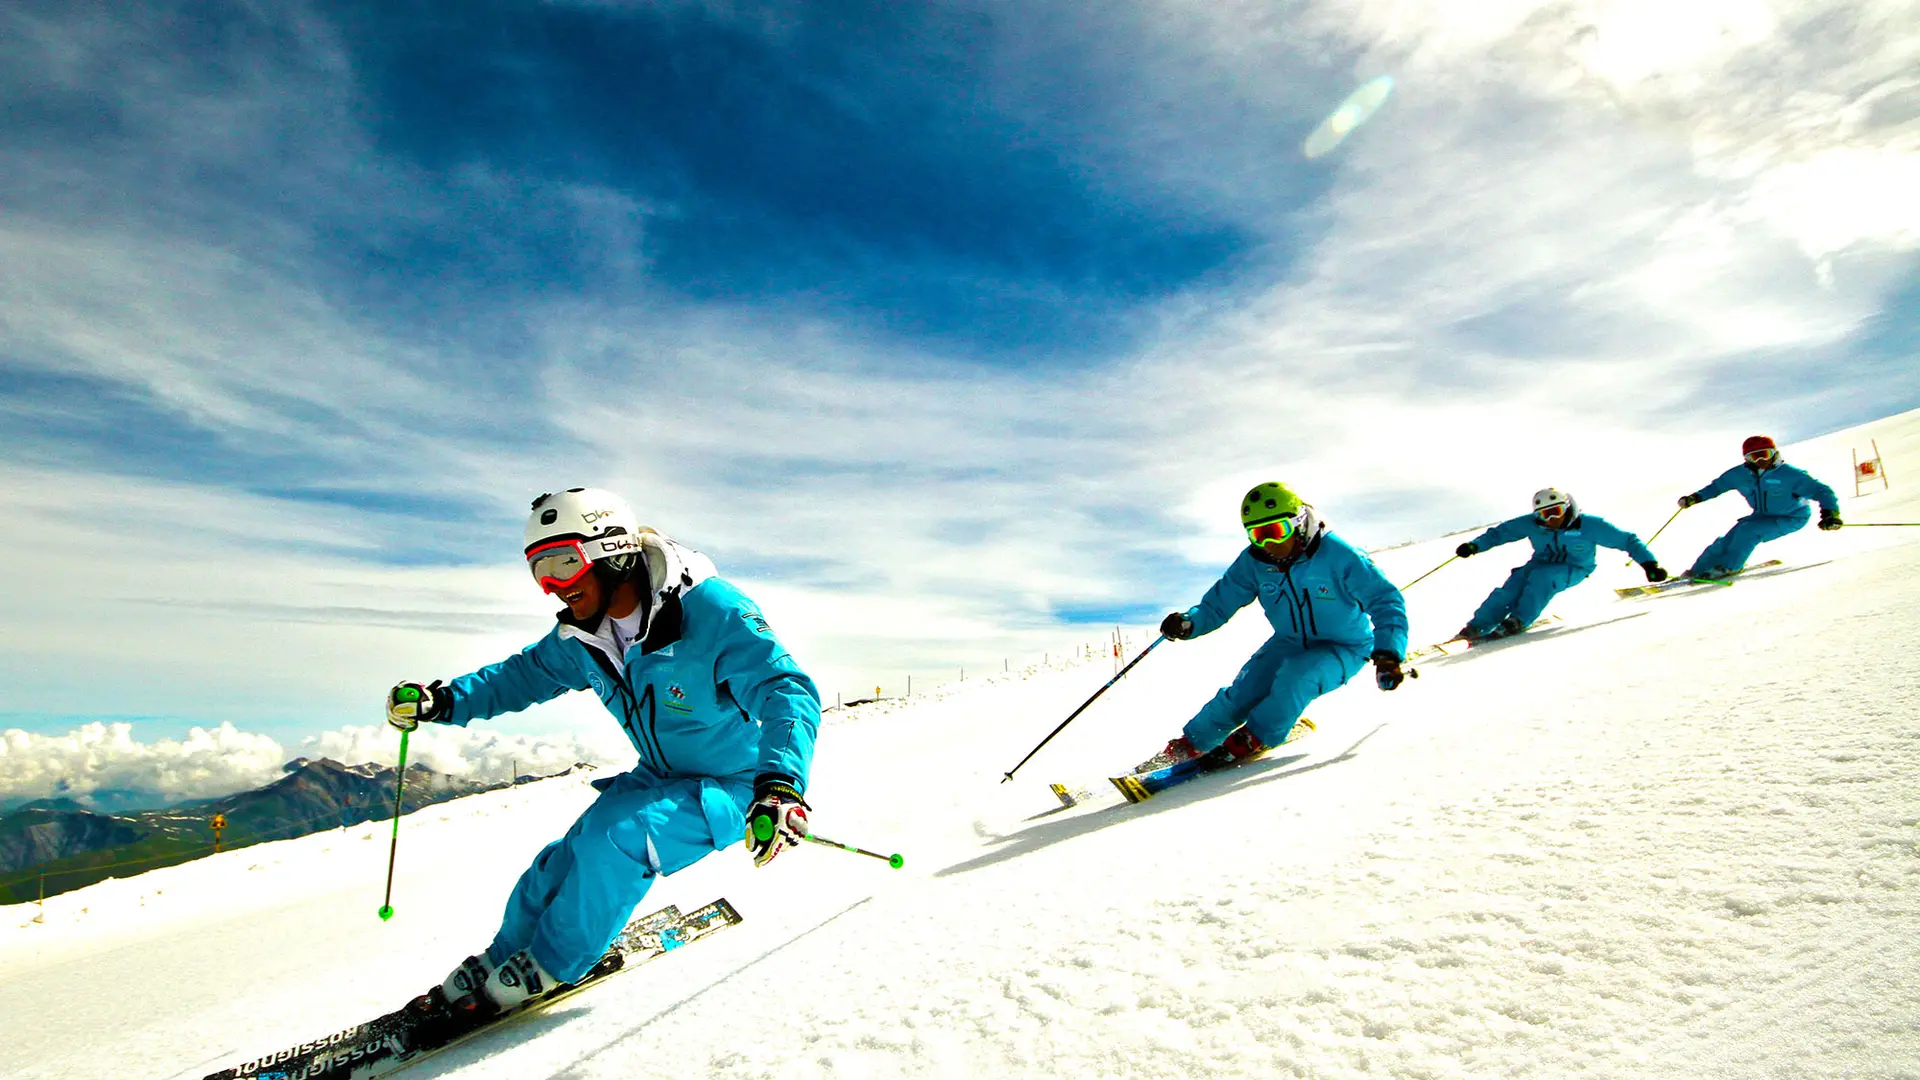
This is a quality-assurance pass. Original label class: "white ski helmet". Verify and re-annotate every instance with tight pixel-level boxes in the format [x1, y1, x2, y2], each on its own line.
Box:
[524, 488, 645, 582]
[1531, 487, 1576, 521]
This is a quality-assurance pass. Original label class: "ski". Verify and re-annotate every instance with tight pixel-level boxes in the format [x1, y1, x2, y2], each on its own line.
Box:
[1048, 718, 1316, 809]
[1614, 559, 1782, 598]
[1110, 718, 1318, 804]
[205, 898, 742, 1080]
[1408, 615, 1560, 660]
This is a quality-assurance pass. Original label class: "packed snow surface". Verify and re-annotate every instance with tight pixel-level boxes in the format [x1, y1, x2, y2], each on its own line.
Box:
[4, 411, 1918, 1080]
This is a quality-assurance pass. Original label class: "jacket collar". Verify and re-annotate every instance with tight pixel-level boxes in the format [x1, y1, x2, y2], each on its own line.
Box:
[555, 530, 715, 657]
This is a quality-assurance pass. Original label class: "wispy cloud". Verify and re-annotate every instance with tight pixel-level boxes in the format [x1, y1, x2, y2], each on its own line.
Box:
[1, 0, 1916, 742]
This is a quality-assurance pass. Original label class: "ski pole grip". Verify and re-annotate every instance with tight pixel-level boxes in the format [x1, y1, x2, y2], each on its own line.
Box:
[751, 814, 775, 843]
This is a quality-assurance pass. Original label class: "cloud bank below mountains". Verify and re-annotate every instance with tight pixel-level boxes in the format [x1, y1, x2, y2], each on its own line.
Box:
[0, 722, 621, 808]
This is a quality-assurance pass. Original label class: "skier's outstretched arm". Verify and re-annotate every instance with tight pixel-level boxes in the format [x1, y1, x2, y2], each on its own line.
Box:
[1588, 517, 1658, 566]
[1457, 516, 1526, 557]
[446, 633, 590, 726]
[1680, 467, 1739, 508]
[1184, 555, 1261, 639]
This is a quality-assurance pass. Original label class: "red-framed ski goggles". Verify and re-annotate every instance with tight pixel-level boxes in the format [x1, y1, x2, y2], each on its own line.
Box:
[1534, 502, 1569, 523]
[526, 539, 594, 594]
[1246, 516, 1299, 548]
[1745, 447, 1778, 466]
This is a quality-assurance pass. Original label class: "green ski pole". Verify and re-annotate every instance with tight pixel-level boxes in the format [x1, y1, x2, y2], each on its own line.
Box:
[1627, 506, 1686, 567]
[1398, 554, 1457, 591]
[751, 815, 904, 869]
[377, 720, 414, 921]
[802, 831, 905, 869]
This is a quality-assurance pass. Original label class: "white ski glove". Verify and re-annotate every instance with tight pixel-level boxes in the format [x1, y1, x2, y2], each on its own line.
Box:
[386, 680, 450, 731]
[744, 778, 809, 868]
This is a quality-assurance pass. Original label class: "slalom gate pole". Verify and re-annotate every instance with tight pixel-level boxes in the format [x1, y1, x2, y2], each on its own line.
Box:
[1628, 506, 1687, 566]
[999, 635, 1167, 783]
[1397, 555, 1457, 591]
[377, 727, 412, 921]
[801, 831, 905, 869]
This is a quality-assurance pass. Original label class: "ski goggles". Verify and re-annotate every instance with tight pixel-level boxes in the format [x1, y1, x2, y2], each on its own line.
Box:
[1534, 503, 1569, 523]
[526, 539, 594, 594]
[1246, 516, 1299, 547]
[1745, 448, 1778, 466]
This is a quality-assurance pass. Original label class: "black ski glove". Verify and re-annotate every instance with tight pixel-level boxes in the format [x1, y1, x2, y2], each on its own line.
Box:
[1455, 542, 1478, 558]
[1678, 494, 1701, 509]
[1372, 651, 1405, 691]
[1159, 612, 1194, 640]
[1819, 511, 1842, 531]
[1641, 562, 1668, 583]
[386, 680, 450, 731]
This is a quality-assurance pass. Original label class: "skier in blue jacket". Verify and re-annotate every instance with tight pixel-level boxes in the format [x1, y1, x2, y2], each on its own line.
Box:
[1452, 488, 1666, 641]
[385, 487, 819, 1017]
[1678, 435, 1841, 579]
[1145, 482, 1409, 770]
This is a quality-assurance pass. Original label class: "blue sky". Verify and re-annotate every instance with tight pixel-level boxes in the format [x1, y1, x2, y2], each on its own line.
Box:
[3, 0, 1918, 792]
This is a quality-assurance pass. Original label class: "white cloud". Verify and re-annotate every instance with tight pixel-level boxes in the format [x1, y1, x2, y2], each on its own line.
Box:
[2, 0, 1917, 736]
[0, 722, 289, 805]
[0, 720, 622, 805]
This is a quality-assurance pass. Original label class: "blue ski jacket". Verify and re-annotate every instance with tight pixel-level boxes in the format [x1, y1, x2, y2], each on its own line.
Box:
[1689, 461, 1839, 520]
[1183, 529, 1409, 660]
[445, 536, 819, 794]
[1467, 513, 1656, 572]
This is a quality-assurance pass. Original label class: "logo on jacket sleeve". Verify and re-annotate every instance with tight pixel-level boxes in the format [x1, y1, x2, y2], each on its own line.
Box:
[743, 611, 772, 636]
[663, 683, 694, 714]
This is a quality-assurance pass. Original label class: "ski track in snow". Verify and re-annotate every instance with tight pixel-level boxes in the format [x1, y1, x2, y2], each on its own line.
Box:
[4, 412, 1919, 1080]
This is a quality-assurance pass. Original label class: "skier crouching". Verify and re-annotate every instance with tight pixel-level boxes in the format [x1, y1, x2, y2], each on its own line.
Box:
[1452, 488, 1664, 641]
[1677, 435, 1841, 580]
[1146, 482, 1408, 770]
[385, 487, 819, 1017]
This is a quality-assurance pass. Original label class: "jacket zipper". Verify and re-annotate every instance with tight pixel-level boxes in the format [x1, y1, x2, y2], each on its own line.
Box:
[584, 647, 671, 773]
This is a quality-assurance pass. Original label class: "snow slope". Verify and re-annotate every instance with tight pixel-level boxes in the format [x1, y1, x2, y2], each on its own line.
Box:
[4, 410, 1918, 1080]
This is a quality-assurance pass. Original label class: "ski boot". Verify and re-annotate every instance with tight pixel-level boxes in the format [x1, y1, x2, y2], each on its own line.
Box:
[1131, 736, 1201, 774]
[1192, 727, 1271, 768]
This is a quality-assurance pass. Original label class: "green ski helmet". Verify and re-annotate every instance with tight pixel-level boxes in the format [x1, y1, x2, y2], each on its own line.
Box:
[1241, 481, 1318, 553]
[1241, 482, 1304, 528]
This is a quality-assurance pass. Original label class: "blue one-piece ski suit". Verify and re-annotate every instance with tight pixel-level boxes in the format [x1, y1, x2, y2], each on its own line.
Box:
[1462, 513, 1655, 634]
[1177, 529, 1408, 752]
[1683, 461, 1839, 577]
[443, 536, 819, 983]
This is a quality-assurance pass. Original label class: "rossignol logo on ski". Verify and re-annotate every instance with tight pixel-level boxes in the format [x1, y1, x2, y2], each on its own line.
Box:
[235, 1027, 402, 1078]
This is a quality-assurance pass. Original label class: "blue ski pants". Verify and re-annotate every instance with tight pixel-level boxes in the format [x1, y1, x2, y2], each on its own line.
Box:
[1469, 561, 1589, 634]
[1686, 511, 1807, 577]
[486, 771, 749, 982]
[1182, 636, 1366, 753]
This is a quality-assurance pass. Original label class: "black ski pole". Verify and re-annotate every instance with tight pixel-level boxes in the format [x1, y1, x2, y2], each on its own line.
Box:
[1001, 635, 1166, 782]
[1628, 506, 1686, 566]
[377, 726, 413, 921]
[1398, 555, 1457, 591]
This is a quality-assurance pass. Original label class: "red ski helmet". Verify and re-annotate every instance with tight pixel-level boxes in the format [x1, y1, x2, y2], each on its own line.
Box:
[1741, 435, 1777, 456]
